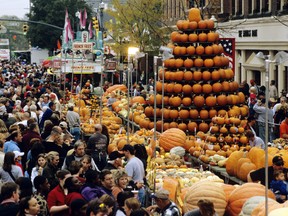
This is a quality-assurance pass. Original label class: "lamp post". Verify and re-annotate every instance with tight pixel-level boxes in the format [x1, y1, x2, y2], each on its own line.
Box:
[99, 1, 105, 32]
[127, 47, 139, 142]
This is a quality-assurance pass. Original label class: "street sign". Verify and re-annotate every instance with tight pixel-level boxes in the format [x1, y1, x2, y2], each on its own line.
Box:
[0, 49, 10, 60]
[72, 42, 93, 52]
[0, 39, 9, 46]
[61, 61, 101, 74]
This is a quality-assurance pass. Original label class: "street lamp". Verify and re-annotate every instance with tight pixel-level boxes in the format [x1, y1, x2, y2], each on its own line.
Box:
[256, 51, 288, 216]
[126, 47, 139, 142]
[99, 1, 105, 32]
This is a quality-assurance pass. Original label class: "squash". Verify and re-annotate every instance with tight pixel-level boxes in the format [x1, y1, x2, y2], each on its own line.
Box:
[226, 151, 245, 176]
[221, 184, 236, 202]
[268, 207, 288, 216]
[239, 196, 275, 216]
[183, 181, 227, 216]
[226, 183, 275, 216]
[188, 8, 201, 22]
[159, 128, 186, 151]
[250, 199, 281, 216]
[247, 147, 265, 169]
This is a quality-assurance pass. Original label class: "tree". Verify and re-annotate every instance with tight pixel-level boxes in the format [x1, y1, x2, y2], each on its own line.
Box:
[105, 0, 173, 55]
[27, 0, 92, 52]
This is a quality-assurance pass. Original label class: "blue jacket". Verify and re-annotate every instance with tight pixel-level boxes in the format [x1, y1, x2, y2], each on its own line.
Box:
[270, 180, 288, 195]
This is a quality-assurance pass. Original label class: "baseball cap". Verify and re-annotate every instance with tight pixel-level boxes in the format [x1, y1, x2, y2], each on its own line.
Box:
[272, 156, 284, 166]
[121, 144, 134, 153]
[151, 189, 170, 200]
[109, 151, 124, 160]
[13, 150, 25, 159]
[59, 122, 68, 128]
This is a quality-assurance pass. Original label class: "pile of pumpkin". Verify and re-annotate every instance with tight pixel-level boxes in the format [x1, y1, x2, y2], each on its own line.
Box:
[135, 7, 248, 136]
[81, 108, 124, 135]
[180, 180, 288, 216]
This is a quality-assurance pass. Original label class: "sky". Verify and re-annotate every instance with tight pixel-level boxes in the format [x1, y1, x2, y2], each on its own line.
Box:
[0, 0, 30, 18]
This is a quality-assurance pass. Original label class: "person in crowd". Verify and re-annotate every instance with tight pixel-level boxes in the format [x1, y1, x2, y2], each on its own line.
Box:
[59, 121, 73, 139]
[33, 175, 50, 216]
[248, 86, 257, 118]
[62, 141, 86, 170]
[98, 194, 116, 216]
[69, 199, 87, 216]
[21, 122, 42, 166]
[3, 130, 22, 153]
[40, 120, 54, 140]
[99, 170, 115, 198]
[17, 196, 40, 216]
[86, 200, 109, 216]
[124, 197, 141, 216]
[15, 177, 33, 199]
[253, 98, 274, 142]
[0, 182, 20, 216]
[47, 169, 71, 216]
[66, 103, 81, 142]
[64, 176, 84, 207]
[26, 139, 45, 178]
[274, 98, 288, 138]
[80, 169, 104, 202]
[107, 92, 117, 110]
[269, 80, 278, 100]
[31, 153, 47, 188]
[243, 116, 257, 136]
[146, 189, 180, 216]
[248, 155, 288, 187]
[87, 124, 108, 171]
[39, 102, 56, 130]
[273, 96, 288, 116]
[121, 144, 145, 204]
[279, 112, 288, 139]
[0, 119, 9, 138]
[270, 170, 288, 203]
[115, 191, 135, 216]
[0, 97, 7, 115]
[49, 93, 61, 112]
[101, 124, 110, 146]
[184, 199, 218, 216]
[0, 152, 23, 182]
[130, 208, 150, 216]
[245, 130, 265, 149]
[112, 169, 129, 200]
[42, 151, 60, 190]
[0, 138, 5, 167]
[79, 155, 95, 178]
[103, 151, 124, 170]
[14, 150, 24, 173]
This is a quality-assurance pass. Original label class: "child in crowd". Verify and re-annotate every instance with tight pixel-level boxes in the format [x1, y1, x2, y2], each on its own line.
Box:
[270, 170, 288, 203]
[31, 153, 47, 186]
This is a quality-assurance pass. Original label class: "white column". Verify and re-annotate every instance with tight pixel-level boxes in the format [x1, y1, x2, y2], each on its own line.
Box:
[269, 50, 274, 82]
[278, 64, 284, 96]
[241, 50, 246, 81]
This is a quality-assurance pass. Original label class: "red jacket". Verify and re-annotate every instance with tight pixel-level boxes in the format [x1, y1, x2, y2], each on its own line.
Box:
[47, 185, 69, 216]
[65, 192, 84, 207]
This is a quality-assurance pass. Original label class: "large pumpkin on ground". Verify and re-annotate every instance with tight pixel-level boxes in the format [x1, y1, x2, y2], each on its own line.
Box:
[159, 128, 186, 151]
[226, 183, 275, 216]
[183, 181, 227, 216]
[239, 196, 275, 216]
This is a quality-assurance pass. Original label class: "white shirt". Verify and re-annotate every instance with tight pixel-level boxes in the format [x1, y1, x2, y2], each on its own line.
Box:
[249, 136, 265, 149]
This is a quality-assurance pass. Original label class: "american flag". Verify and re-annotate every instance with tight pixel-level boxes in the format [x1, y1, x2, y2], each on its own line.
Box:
[218, 38, 235, 71]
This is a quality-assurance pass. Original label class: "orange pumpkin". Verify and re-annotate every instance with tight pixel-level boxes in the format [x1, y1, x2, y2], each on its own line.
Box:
[207, 32, 218, 42]
[174, 71, 184, 81]
[195, 45, 205, 55]
[179, 110, 189, 119]
[174, 58, 184, 68]
[189, 109, 199, 119]
[188, 8, 201, 22]
[205, 19, 215, 29]
[188, 21, 198, 30]
[211, 70, 220, 81]
[180, 33, 189, 43]
[212, 82, 223, 93]
[193, 96, 205, 107]
[199, 122, 209, 133]
[173, 83, 183, 94]
[199, 110, 209, 119]
[202, 84, 212, 94]
[217, 95, 227, 106]
[194, 58, 204, 67]
[204, 58, 214, 67]
[198, 20, 207, 29]
[182, 84, 192, 95]
[188, 121, 198, 132]
[202, 71, 211, 81]
[198, 33, 207, 42]
[186, 46, 196, 55]
[206, 96, 217, 107]
[159, 128, 186, 151]
[188, 33, 198, 42]
[184, 58, 194, 68]
[193, 71, 202, 81]
[169, 110, 179, 119]
[226, 183, 275, 216]
[144, 106, 154, 117]
[192, 83, 202, 94]
[204, 45, 213, 55]
[182, 97, 192, 106]
[184, 71, 193, 81]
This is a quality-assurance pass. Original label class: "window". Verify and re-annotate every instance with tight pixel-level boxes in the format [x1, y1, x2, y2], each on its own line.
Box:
[252, 30, 257, 37]
[248, 0, 252, 14]
[237, 0, 243, 15]
[254, 0, 260, 13]
[262, 0, 269, 12]
[232, 0, 236, 15]
[239, 30, 243, 37]
[243, 30, 251, 37]
[276, 0, 281, 11]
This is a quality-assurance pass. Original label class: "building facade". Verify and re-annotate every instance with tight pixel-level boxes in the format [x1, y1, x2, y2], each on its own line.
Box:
[219, 0, 288, 95]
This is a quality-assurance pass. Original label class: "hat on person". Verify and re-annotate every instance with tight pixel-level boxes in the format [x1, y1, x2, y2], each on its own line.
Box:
[269, 98, 277, 103]
[151, 189, 170, 200]
[109, 151, 124, 160]
[13, 150, 24, 159]
[59, 122, 68, 128]
[272, 156, 284, 166]
[250, 79, 255, 84]
[121, 144, 134, 153]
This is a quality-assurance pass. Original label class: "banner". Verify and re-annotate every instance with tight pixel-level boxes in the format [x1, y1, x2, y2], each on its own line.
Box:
[218, 38, 235, 71]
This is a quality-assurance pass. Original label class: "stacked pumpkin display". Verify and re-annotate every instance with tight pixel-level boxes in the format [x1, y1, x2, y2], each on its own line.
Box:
[144, 8, 248, 146]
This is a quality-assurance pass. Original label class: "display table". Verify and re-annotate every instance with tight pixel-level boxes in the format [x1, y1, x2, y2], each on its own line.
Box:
[189, 155, 244, 185]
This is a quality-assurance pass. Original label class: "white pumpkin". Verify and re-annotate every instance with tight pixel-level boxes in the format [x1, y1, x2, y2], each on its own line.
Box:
[268, 207, 288, 216]
[170, 146, 186, 156]
[239, 196, 275, 216]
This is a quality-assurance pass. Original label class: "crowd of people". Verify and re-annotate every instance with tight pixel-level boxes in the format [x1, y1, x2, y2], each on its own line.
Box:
[1, 60, 288, 215]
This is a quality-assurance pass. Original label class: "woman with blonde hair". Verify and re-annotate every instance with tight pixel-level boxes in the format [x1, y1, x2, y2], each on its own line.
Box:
[112, 169, 129, 200]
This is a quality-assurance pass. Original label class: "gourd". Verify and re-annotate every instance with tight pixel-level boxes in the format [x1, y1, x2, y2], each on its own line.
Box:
[159, 128, 186, 151]
[268, 207, 288, 216]
[170, 146, 186, 157]
[239, 196, 274, 216]
[183, 181, 227, 216]
[226, 183, 275, 216]
[188, 8, 201, 22]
